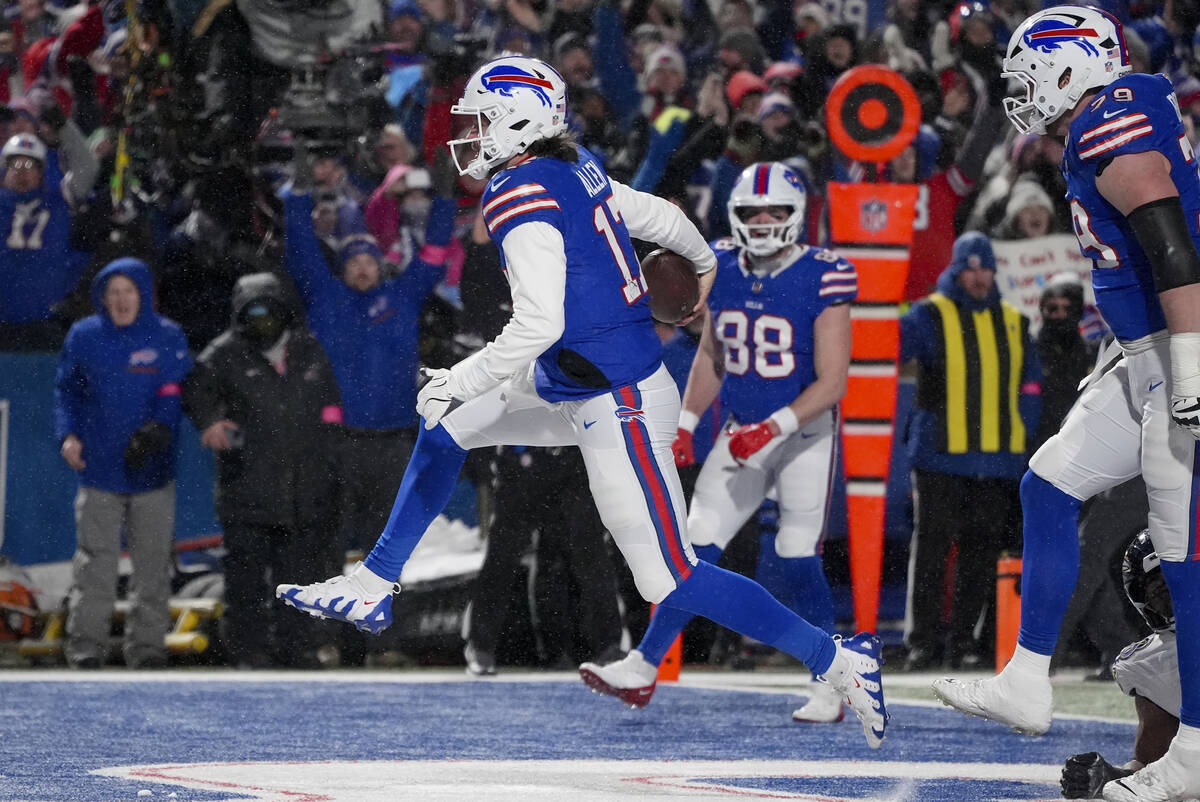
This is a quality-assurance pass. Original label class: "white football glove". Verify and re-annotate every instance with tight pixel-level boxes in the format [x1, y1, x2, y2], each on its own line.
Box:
[416, 367, 464, 430]
[1169, 333, 1200, 440]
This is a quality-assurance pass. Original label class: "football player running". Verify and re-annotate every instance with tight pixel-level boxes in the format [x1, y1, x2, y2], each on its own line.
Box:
[275, 56, 887, 748]
[931, 7, 1200, 800]
[579, 162, 857, 725]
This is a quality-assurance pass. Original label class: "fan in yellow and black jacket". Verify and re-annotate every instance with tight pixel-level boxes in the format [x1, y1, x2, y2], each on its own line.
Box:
[899, 231, 1042, 671]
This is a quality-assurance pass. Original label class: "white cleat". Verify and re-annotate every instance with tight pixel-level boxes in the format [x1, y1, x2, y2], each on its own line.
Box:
[791, 681, 845, 723]
[931, 670, 1052, 736]
[276, 567, 398, 635]
[578, 649, 658, 709]
[1102, 740, 1200, 802]
[821, 633, 888, 749]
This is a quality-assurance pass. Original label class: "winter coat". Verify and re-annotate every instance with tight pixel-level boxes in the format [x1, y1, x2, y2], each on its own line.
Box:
[54, 258, 192, 493]
[183, 273, 344, 528]
[901, 261, 1042, 479]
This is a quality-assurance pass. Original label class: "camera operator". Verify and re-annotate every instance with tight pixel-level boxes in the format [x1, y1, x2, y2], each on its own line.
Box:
[197, 0, 381, 158]
[280, 142, 458, 661]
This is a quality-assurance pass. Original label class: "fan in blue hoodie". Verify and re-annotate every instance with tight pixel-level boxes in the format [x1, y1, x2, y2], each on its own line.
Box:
[53, 257, 192, 669]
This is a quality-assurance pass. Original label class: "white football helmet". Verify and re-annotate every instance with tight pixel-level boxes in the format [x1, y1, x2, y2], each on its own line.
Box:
[1, 133, 46, 164]
[447, 56, 569, 179]
[728, 162, 807, 257]
[1002, 5, 1130, 135]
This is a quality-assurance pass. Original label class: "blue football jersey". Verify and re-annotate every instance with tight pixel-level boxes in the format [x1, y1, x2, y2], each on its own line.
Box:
[706, 239, 857, 423]
[0, 151, 88, 323]
[480, 147, 663, 402]
[1064, 72, 1200, 341]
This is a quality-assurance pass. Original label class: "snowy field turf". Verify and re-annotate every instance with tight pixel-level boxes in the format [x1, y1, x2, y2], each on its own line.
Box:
[0, 668, 1136, 801]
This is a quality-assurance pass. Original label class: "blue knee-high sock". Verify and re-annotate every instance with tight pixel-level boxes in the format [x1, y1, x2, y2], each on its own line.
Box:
[755, 531, 794, 610]
[1016, 470, 1082, 655]
[363, 424, 468, 581]
[658, 559, 837, 674]
[637, 543, 723, 664]
[777, 554, 836, 636]
[1161, 559, 1200, 727]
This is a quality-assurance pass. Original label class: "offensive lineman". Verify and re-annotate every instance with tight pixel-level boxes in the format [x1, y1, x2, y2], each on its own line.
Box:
[579, 161, 854, 724]
[931, 7, 1200, 800]
[274, 55, 888, 748]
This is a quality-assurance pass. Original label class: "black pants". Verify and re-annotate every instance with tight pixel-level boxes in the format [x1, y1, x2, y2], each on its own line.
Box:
[466, 448, 622, 665]
[339, 427, 417, 555]
[221, 522, 327, 666]
[906, 469, 1021, 660]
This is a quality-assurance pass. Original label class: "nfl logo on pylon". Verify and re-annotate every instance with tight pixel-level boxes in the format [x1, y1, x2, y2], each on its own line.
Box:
[861, 200, 888, 232]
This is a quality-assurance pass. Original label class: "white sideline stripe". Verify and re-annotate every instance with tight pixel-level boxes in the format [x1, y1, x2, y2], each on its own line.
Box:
[848, 364, 898, 377]
[850, 306, 899, 320]
[834, 247, 909, 262]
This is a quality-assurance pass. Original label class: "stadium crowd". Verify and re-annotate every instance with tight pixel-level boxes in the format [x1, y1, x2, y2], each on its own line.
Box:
[3, 0, 1199, 671]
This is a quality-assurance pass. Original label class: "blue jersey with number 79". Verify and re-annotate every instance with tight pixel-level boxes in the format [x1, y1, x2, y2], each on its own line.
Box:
[479, 146, 663, 402]
[1063, 72, 1200, 342]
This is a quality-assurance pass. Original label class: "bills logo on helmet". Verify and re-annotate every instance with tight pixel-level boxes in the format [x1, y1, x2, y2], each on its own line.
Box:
[481, 65, 557, 108]
[1023, 12, 1112, 57]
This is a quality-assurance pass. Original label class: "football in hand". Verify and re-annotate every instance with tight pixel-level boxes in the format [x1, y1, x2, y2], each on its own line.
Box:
[640, 248, 700, 324]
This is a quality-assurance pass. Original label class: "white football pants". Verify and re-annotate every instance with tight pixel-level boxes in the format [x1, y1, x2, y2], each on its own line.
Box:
[687, 408, 837, 558]
[442, 363, 696, 603]
[1030, 333, 1200, 562]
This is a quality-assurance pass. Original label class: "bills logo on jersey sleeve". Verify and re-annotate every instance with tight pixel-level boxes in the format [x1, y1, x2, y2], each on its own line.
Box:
[481, 65, 558, 108]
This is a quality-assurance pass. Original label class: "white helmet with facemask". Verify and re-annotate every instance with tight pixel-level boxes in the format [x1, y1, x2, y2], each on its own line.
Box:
[728, 162, 807, 257]
[1001, 5, 1131, 135]
[448, 56, 569, 180]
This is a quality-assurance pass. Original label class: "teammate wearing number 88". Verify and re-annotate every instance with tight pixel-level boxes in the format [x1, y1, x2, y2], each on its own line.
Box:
[277, 59, 889, 749]
[584, 161, 863, 725]
[930, 7, 1200, 801]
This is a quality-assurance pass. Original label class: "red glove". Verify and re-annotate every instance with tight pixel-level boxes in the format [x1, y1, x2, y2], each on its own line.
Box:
[728, 422, 776, 465]
[672, 428, 695, 467]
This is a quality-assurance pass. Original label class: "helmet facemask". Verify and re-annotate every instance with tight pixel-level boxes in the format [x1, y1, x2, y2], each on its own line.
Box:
[448, 105, 504, 180]
[730, 203, 804, 257]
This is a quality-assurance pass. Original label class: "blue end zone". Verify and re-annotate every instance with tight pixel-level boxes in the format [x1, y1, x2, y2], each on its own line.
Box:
[0, 677, 1132, 800]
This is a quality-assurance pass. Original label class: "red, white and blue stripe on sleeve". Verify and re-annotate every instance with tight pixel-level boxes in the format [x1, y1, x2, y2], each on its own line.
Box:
[1077, 111, 1154, 161]
[817, 257, 858, 305]
[481, 181, 563, 240]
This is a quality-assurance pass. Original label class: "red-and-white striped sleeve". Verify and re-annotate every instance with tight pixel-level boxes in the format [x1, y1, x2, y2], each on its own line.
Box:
[820, 270, 858, 296]
[486, 198, 561, 231]
[1078, 123, 1154, 159]
[482, 183, 549, 215]
[1079, 112, 1148, 144]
